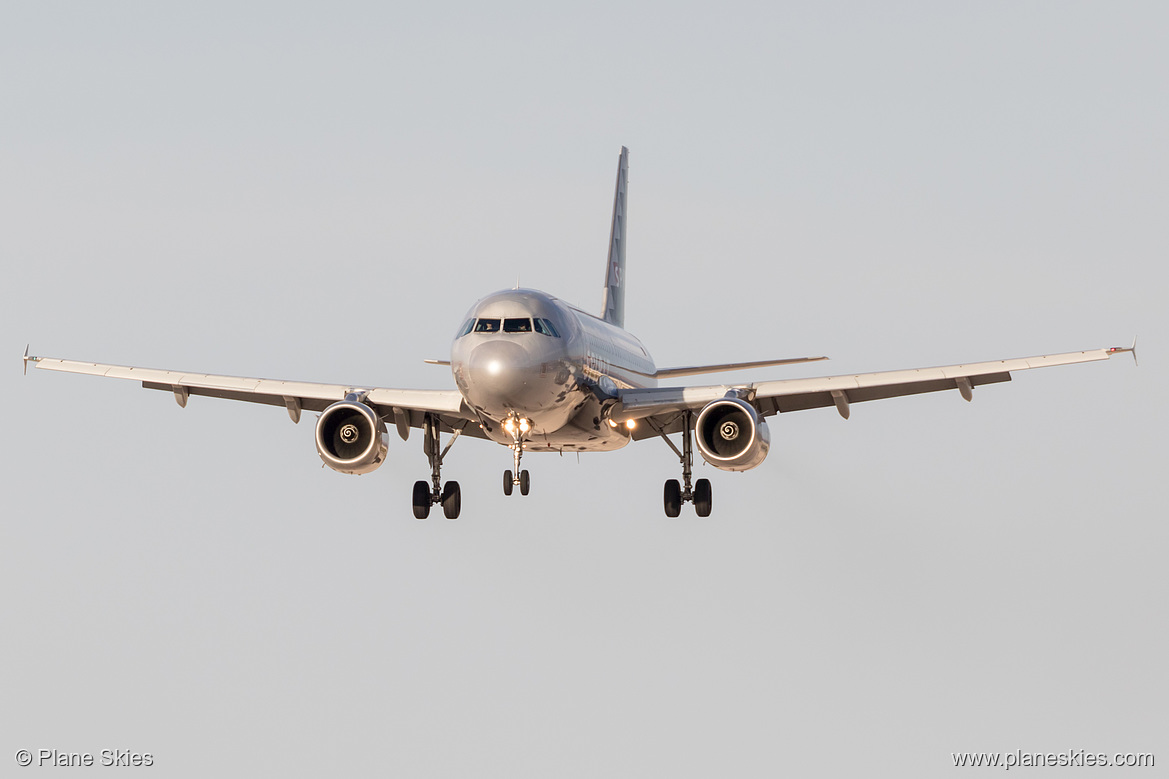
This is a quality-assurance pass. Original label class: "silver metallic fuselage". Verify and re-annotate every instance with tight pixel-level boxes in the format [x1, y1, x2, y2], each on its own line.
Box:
[450, 289, 655, 452]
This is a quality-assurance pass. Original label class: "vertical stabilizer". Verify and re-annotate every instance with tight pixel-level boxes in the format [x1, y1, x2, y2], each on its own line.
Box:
[600, 146, 629, 328]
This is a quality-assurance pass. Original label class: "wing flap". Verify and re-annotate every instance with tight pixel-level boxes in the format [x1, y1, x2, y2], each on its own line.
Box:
[755, 372, 1011, 414]
[141, 381, 333, 413]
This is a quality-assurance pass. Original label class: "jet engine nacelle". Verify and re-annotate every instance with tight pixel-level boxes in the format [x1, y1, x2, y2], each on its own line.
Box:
[694, 396, 770, 472]
[315, 400, 389, 475]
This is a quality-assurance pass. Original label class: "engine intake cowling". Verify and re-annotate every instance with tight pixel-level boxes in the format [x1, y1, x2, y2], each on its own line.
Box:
[694, 396, 770, 472]
[315, 400, 389, 475]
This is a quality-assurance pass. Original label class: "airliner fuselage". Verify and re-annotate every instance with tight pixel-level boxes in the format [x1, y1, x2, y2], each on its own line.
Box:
[451, 289, 655, 452]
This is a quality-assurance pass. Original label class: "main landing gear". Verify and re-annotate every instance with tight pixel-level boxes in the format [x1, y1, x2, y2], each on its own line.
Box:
[502, 415, 531, 497]
[413, 414, 463, 520]
[656, 410, 712, 518]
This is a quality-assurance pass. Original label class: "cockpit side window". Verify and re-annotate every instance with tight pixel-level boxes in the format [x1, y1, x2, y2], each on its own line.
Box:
[534, 318, 561, 338]
[474, 318, 501, 333]
[457, 319, 475, 338]
[503, 317, 532, 333]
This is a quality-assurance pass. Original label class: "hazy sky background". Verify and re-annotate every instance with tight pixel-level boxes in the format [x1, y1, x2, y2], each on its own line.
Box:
[2, 2, 1165, 776]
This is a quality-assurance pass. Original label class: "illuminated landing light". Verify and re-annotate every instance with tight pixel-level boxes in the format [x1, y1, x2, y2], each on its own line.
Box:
[504, 417, 530, 435]
[607, 419, 618, 428]
[625, 419, 637, 431]
[487, 360, 502, 376]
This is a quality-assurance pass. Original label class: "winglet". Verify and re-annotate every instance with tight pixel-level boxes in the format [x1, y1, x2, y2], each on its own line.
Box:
[1107, 337, 1138, 367]
[23, 344, 32, 376]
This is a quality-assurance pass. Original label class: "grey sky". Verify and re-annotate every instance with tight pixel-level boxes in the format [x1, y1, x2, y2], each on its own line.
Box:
[2, 2, 1165, 776]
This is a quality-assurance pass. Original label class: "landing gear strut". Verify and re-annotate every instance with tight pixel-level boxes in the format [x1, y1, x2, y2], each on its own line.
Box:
[654, 410, 712, 517]
[502, 415, 531, 497]
[413, 414, 463, 519]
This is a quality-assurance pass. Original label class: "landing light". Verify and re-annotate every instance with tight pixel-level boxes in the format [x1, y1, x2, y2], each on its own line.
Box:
[504, 419, 515, 433]
[607, 419, 618, 428]
[625, 419, 636, 430]
[519, 418, 530, 433]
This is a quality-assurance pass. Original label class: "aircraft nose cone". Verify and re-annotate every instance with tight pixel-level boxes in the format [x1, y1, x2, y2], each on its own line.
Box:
[464, 340, 538, 411]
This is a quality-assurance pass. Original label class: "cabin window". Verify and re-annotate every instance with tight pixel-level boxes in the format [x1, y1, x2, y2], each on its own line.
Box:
[503, 317, 533, 333]
[474, 318, 501, 333]
[457, 319, 475, 337]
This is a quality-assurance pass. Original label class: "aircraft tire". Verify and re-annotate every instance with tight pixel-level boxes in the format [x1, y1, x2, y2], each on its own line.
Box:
[694, 478, 712, 517]
[663, 479, 682, 518]
[442, 481, 461, 519]
[519, 469, 530, 496]
[412, 480, 431, 519]
[503, 470, 514, 496]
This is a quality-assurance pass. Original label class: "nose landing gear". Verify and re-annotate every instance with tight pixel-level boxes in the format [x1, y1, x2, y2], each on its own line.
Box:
[502, 415, 532, 497]
[413, 414, 463, 519]
[653, 410, 713, 517]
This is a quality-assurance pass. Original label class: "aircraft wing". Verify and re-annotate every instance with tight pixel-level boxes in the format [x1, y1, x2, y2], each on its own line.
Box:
[616, 345, 1135, 438]
[24, 353, 480, 437]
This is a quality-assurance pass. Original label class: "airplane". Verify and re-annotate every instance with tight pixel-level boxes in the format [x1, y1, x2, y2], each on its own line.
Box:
[24, 147, 1136, 519]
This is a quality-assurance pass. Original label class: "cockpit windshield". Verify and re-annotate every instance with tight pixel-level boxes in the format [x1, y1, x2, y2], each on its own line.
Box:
[459, 316, 561, 338]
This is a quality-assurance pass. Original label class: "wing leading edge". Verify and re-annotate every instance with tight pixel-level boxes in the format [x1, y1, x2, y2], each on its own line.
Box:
[616, 345, 1134, 438]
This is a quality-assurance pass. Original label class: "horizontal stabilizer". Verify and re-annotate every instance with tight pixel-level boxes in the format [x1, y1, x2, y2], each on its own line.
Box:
[654, 355, 827, 379]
